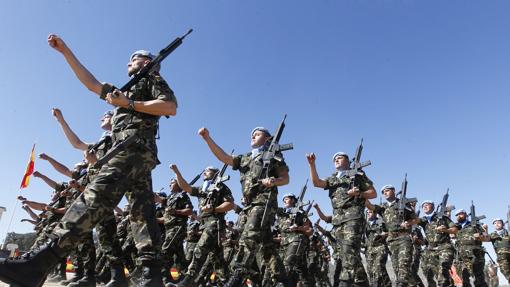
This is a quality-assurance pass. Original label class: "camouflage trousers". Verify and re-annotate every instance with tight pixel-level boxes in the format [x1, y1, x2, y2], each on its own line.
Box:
[457, 246, 487, 287]
[232, 204, 287, 283]
[421, 243, 455, 287]
[95, 211, 123, 266]
[31, 221, 59, 250]
[365, 244, 391, 287]
[282, 240, 309, 287]
[333, 219, 368, 285]
[161, 225, 187, 277]
[186, 217, 228, 280]
[387, 235, 413, 286]
[77, 231, 96, 277]
[496, 248, 510, 281]
[52, 145, 161, 264]
[410, 245, 424, 287]
[185, 241, 197, 264]
[223, 245, 236, 266]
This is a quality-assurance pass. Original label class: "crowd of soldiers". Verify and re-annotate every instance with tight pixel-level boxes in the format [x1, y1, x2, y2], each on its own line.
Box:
[0, 33, 509, 287]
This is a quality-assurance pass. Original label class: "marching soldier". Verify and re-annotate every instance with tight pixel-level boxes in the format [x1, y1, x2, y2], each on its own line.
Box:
[488, 218, 510, 281]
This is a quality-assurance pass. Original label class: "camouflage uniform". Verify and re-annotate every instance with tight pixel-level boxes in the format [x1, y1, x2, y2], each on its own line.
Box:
[161, 191, 193, 281]
[418, 213, 456, 287]
[183, 181, 233, 282]
[373, 200, 418, 287]
[489, 228, 510, 280]
[364, 217, 391, 287]
[455, 221, 488, 287]
[307, 234, 332, 287]
[325, 171, 372, 286]
[51, 73, 177, 273]
[277, 207, 310, 286]
[185, 220, 201, 265]
[484, 262, 499, 287]
[223, 225, 240, 265]
[229, 152, 289, 284]
[409, 226, 425, 287]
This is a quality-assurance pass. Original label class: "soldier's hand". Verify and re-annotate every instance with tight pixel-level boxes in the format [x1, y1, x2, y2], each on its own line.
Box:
[313, 203, 319, 209]
[306, 153, 316, 165]
[52, 108, 64, 122]
[347, 187, 361, 197]
[47, 34, 69, 54]
[436, 225, 448, 233]
[38, 153, 49, 160]
[20, 219, 30, 223]
[169, 164, 178, 172]
[261, 177, 276, 188]
[198, 127, 209, 139]
[69, 179, 80, 189]
[105, 89, 129, 108]
[60, 190, 70, 197]
[17, 195, 27, 201]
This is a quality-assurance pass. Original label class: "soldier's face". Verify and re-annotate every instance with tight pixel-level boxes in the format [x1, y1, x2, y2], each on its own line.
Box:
[456, 213, 467, 222]
[127, 56, 150, 76]
[100, 115, 112, 131]
[383, 188, 395, 201]
[283, 197, 295, 208]
[334, 155, 349, 170]
[367, 210, 376, 220]
[251, 131, 269, 148]
[170, 180, 180, 192]
[494, 221, 504, 230]
[203, 169, 216, 180]
[422, 203, 434, 214]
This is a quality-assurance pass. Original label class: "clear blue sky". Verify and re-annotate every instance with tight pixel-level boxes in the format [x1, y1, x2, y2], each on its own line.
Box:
[1, 0, 509, 279]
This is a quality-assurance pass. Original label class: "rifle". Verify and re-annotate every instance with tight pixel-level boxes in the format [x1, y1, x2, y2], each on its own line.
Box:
[289, 179, 310, 226]
[204, 150, 234, 207]
[259, 115, 293, 228]
[166, 170, 203, 209]
[436, 188, 450, 220]
[396, 173, 417, 228]
[343, 138, 372, 186]
[295, 200, 315, 255]
[470, 200, 486, 227]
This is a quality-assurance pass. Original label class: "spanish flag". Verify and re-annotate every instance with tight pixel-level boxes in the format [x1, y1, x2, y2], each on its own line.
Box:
[20, 144, 36, 189]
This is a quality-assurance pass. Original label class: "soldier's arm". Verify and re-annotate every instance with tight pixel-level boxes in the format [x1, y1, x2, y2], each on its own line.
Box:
[271, 167, 289, 187]
[20, 219, 38, 225]
[173, 207, 193, 217]
[48, 34, 103, 96]
[365, 199, 376, 211]
[295, 220, 313, 237]
[21, 205, 40, 221]
[32, 171, 58, 189]
[109, 92, 176, 117]
[213, 200, 235, 214]
[52, 108, 89, 151]
[198, 128, 234, 166]
[21, 200, 48, 211]
[169, 164, 193, 193]
[156, 217, 164, 224]
[38, 153, 73, 178]
[46, 206, 66, 215]
[360, 185, 376, 200]
[306, 153, 327, 188]
[313, 203, 332, 223]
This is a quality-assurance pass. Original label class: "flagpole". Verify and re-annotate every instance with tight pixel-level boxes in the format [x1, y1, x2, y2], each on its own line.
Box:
[2, 191, 20, 249]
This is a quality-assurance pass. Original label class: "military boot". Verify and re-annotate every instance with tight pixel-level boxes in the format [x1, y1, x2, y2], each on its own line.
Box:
[139, 261, 164, 287]
[224, 269, 244, 287]
[67, 272, 96, 287]
[0, 240, 64, 287]
[105, 263, 128, 287]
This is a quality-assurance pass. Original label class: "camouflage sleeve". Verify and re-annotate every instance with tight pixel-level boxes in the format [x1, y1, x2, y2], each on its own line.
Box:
[184, 194, 194, 209]
[150, 73, 178, 107]
[231, 154, 244, 171]
[273, 157, 289, 177]
[358, 173, 374, 192]
[373, 204, 385, 216]
[221, 184, 234, 202]
[323, 175, 336, 190]
[189, 186, 200, 197]
[489, 232, 501, 242]
[406, 208, 418, 220]
[445, 217, 456, 228]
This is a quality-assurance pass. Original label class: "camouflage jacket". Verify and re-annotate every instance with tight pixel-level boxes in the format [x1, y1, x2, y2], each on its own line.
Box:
[190, 181, 234, 220]
[223, 227, 240, 248]
[100, 72, 177, 159]
[325, 171, 373, 225]
[365, 217, 387, 246]
[489, 229, 510, 251]
[373, 199, 417, 239]
[232, 152, 289, 206]
[163, 191, 193, 228]
[186, 220, 201, 243]
[277, 207, 310, 245]
[455, 221, 484, 248]
[418, 212, 456, 246]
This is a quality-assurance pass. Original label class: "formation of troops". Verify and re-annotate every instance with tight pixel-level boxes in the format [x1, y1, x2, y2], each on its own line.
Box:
[0, 33, 509, 287]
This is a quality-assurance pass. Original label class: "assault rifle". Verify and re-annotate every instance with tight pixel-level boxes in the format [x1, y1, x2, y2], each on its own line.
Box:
[295, 200, 314, 255]
[204, 150, 234, 206]
[470, 201, 486, 227]
[289, 179, 311, 226]
[396, 174, 417, 227]
[435, 188, 450, 220]
[343, 139, 372, 186]
[259, 115, 293, 228]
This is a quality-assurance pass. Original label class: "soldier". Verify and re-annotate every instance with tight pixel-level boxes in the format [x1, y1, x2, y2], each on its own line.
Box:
[488, 218, 510, 281]
[454, 209, 488, 287]
[417, 200, 458, 287]
[170, 164, 235, 286]
[0, 34, 177, 287]
[185, 214, 201, 266]
[364, 209, 391, 287]
[223, 220, 240, 266]
[197, 126, 290, 286]
[307, 151, 376, 287]
[365, 185, 419, 287]
[157, 178, 193, 285]
[276, 193, 313, 287]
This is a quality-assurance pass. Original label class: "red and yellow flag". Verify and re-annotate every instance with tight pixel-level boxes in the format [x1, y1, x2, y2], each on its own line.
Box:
[20, 144, 36, 189]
